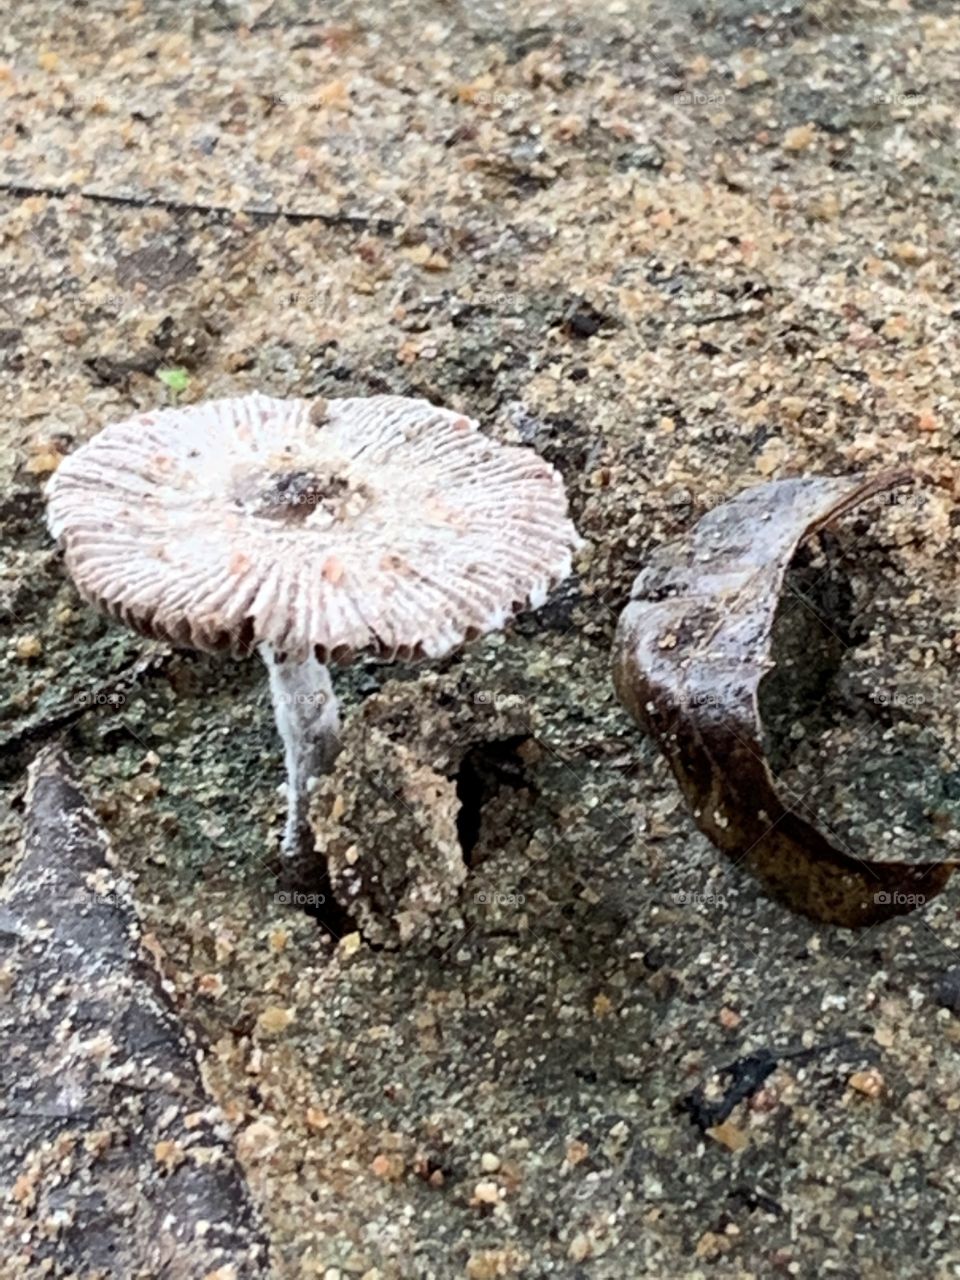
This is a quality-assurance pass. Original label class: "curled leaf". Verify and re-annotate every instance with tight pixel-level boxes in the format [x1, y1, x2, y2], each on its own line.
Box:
[613, 471, 954, 926]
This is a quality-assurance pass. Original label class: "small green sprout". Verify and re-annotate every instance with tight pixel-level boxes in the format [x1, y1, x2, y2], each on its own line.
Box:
[157, 367, 190, 398]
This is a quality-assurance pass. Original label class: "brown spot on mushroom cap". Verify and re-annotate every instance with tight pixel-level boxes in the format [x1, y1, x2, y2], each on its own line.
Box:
[46, 393, 580, 662]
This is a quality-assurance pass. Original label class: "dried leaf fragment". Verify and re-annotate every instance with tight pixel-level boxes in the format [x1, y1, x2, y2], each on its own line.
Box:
[613, 471, 955, 926]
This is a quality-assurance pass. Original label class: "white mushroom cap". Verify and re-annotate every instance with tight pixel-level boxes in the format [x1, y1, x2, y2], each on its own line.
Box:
[46, 393, 580, 663]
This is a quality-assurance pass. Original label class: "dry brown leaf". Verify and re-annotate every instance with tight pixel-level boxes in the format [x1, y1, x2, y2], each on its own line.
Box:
[613, 471, 955, 926]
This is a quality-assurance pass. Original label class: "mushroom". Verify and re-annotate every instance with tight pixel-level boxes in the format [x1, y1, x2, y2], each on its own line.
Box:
[46, 393, 579, 861]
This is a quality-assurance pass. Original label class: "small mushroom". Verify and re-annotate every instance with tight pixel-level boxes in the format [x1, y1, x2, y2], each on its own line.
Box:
[46, 393, 579, 860]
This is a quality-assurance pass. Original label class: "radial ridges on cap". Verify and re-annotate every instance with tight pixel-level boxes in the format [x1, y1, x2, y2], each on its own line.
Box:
[47, 393, 580, 662]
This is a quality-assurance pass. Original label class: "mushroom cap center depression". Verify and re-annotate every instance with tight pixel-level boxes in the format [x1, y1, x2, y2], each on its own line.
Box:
[230, 459, 374, 529]
[44, 392, 581, 663]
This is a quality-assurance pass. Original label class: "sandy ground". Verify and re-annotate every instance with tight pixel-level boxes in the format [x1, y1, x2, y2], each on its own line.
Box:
[3, 1, 960, 1277]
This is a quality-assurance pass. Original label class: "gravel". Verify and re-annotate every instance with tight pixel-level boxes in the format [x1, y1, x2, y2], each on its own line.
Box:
[2, 1, 960, 1277]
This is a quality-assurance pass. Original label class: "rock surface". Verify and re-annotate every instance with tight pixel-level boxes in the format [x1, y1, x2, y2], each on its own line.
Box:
[0, 747, 268, 1279]
[1, 1, 959, 1277]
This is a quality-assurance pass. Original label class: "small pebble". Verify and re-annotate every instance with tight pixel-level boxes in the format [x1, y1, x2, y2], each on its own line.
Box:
[257, 1006, 294, 1035]
[568, 1232, 592, 1262]
[783, 123, 816, 151]
[565, 1139, 589, 1167]
[849, 1069, 885, 1099]
[472, 1180, 500, 1205]
[15, 634, 42, 660]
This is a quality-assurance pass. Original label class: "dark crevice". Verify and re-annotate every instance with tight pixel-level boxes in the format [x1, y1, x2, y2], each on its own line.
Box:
[0, 180, 400, 236]
[274, 840, 359, 938]
[454, 735, 535, 865]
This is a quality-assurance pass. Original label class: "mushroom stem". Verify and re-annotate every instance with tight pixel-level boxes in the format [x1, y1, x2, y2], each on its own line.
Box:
[259, 643, 341, 860]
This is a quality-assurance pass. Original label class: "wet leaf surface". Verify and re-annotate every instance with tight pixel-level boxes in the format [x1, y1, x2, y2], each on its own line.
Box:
[613, 471, 955, 926]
